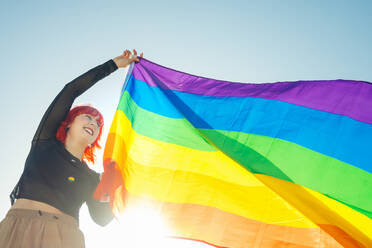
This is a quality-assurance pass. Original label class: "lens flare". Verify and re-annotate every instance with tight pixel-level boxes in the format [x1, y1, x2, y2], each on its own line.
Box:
[115, 205, 170, 246]
[101, 204, 215, 248]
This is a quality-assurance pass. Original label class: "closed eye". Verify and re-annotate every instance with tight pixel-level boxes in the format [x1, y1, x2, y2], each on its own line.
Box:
[85, 115, 100, 127]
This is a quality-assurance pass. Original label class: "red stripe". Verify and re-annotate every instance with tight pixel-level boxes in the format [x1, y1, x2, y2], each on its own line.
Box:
[168, 236, 228, 248]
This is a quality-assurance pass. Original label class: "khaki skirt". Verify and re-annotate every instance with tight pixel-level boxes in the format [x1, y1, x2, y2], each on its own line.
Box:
[0, 209, 85, 248]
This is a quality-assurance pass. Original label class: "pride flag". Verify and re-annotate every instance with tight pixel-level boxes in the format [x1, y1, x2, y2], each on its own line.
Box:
[95, 58, 372, 247]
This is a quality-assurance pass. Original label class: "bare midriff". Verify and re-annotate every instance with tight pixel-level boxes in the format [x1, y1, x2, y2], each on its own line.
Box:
[11, 198, 69, 217]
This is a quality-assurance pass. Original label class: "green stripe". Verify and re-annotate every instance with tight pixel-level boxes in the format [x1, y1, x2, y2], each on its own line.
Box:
[118, 91, 372, 218]
[119, 91, 215, 151]
[200, 129, 372, 217]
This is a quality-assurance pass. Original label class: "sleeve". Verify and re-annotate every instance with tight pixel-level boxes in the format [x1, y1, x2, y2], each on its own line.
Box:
[86, 195, 114, 227]
[32, 59, 118, 143]
[86, 171, 115, 227]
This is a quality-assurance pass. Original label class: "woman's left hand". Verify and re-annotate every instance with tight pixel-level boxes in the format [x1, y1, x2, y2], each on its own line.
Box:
[113, 49, 143, 68]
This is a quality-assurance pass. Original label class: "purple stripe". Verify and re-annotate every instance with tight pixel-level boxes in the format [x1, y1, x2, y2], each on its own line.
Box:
[134, 58, 372, 125]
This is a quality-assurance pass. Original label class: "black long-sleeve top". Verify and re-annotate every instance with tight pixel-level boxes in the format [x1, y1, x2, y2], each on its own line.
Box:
[10, 59, 118, 226]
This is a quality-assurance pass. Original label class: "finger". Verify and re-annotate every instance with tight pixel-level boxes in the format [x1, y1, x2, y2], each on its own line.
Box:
[134, 53, 142, 62]
[133, 49, 137, 56]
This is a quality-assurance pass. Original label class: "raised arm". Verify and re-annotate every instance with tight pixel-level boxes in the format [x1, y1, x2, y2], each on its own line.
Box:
[32, 59, 118, 142]
[32, 49, 143, 143]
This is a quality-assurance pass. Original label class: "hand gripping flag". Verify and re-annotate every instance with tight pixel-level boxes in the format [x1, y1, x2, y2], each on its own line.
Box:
[95, 58, 372, 248]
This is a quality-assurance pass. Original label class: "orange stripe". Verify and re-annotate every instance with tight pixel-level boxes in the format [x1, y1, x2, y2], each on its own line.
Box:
[318, 225, 365, 248]
[109, 186, 361, 248]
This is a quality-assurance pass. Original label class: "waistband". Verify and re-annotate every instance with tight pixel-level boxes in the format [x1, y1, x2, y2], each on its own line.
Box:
[6, 208, 79, 227]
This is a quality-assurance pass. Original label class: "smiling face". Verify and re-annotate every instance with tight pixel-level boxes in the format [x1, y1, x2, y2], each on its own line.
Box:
[56, 105, 104, 163]
[67, 114, 101, 147]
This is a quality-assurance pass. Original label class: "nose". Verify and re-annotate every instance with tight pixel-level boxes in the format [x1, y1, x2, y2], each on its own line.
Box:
[89, 121, 97, 128]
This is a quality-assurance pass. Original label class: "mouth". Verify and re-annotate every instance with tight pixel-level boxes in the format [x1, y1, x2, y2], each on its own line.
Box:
[83, 127, 94, 136]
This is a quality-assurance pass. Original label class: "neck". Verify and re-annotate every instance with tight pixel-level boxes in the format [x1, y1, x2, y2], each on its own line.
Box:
[64, 135, 86, 161]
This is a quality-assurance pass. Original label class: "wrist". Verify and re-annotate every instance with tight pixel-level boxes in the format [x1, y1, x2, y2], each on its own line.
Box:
[113, 57, 120, 67]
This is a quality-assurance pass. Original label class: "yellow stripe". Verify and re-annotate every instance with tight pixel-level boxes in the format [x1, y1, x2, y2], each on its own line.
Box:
[256, 174, 372, 246]
[123, 157, 318, 228]
[106, 110, 372, 242]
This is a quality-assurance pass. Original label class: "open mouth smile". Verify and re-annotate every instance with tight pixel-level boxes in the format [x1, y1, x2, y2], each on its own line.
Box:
[83, 127, 94, 136]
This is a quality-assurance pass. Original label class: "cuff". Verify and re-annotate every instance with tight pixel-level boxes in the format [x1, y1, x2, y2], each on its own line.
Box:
[105, 59, 119, 72]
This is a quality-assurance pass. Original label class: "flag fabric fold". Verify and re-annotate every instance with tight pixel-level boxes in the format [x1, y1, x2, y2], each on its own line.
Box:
[95, 58, 372, 248]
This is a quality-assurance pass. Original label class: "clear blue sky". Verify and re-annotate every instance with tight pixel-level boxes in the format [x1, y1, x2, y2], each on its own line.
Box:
[1, 1, 371, 247]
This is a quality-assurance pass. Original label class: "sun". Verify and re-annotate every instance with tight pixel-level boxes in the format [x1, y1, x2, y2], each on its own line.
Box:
[84, 203, 215, 248]
[114, 205, 170, 247]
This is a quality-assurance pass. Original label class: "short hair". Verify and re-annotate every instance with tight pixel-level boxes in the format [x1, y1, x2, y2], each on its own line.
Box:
[56, 105, 104, 164]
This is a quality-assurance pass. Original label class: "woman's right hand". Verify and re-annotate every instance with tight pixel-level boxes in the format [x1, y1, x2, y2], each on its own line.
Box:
[113, 49, 143, 68]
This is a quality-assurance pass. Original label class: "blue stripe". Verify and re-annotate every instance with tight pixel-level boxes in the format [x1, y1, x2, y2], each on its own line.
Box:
[124, 75, 372, 173]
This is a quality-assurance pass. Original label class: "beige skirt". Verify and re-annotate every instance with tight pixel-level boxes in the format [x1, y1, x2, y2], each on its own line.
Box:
[0, 209, 85, 248]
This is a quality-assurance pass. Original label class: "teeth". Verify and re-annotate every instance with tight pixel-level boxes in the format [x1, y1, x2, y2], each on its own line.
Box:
[84, 127, 93, 135]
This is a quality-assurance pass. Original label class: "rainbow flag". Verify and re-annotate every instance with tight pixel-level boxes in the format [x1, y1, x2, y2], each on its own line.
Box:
[95, 58, 372, 247]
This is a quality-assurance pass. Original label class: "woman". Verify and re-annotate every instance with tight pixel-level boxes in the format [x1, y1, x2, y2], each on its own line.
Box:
[0, 49, 143, 248]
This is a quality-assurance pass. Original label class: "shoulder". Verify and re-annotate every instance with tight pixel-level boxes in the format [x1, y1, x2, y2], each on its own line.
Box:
[30, 137, 60, 152]
[32, 136, 60, 146]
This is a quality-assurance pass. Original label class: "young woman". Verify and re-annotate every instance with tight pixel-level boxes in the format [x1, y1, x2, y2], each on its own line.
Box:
[0, 49, 143, 248]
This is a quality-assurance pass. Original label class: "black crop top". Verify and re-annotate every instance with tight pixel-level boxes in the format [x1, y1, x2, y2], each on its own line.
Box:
[10, 59, 118, 226]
